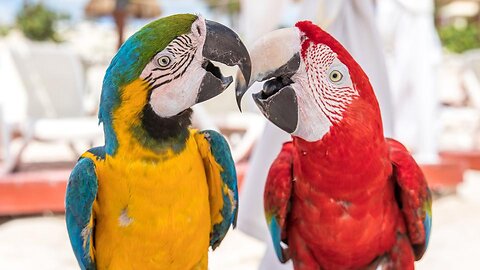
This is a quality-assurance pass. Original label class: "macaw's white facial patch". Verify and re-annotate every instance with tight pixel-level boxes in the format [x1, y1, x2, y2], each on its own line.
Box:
[291, 42, 358, 141]
[140, 18, 207, 118]
[248, 27, 301, 82]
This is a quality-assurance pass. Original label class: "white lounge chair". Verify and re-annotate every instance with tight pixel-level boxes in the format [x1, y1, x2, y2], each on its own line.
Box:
[0, 42, 103, 173]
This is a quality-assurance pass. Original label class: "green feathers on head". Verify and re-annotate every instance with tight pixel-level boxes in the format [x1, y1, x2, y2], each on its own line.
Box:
[109, 14, 198, 87]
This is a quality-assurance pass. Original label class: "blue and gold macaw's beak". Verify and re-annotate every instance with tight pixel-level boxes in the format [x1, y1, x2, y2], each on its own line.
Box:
[197, 20, 251, 103]
[235, 27, 300, 133]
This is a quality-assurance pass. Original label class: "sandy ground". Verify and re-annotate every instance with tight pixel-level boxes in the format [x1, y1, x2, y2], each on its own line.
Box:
[0, 194, 479, 269]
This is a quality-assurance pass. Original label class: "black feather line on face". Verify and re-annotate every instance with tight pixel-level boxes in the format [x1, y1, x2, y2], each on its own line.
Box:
[144, 73, 153, 81]
[148, 52, 196, 91]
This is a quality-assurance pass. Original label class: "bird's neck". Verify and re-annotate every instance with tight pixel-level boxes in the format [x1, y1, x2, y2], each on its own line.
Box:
[135, 105, 192, 153]
[293, 99, 390, 195]
[104, 79, 191, 159]
[294, 118, 386, 164]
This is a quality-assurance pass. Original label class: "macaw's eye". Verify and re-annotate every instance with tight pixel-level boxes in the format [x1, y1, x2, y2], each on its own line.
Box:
[157, 56, 171, 67]
[329, 70, 343, 83]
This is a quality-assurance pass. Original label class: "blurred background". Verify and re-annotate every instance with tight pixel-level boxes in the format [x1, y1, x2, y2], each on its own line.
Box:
[0, 0, 480, 269]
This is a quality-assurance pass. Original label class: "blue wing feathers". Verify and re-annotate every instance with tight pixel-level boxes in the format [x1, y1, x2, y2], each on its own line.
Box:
[65, 157, 98, 270]
[200, 130, 238, 249]
[423, 212, 432, 248]
[268, 218, 287, 262]
[86, 147, 106, 160]
[423, 188, 432, 250]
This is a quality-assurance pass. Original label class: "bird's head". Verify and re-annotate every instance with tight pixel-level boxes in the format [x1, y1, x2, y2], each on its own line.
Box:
[236, 21, 381, 142]
[100, 14, 250, 154]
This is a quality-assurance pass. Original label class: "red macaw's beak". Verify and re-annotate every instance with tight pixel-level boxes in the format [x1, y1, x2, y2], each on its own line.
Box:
[235, 27, 301, 133]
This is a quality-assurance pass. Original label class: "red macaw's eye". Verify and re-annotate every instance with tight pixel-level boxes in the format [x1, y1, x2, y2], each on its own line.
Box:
[329, 70, 343, 82]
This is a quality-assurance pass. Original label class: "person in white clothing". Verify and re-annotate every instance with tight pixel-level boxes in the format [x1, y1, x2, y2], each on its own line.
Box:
[377, 0, 441, 164]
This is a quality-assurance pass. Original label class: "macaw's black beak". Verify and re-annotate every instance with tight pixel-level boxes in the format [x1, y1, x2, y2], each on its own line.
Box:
[235, 27, 301, 133]
[196, 20, 251, 104]
[252, 73, 299, 133]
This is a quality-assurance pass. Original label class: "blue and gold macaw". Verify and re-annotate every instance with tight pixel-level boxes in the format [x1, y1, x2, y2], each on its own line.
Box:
[65, 14, 251, 270]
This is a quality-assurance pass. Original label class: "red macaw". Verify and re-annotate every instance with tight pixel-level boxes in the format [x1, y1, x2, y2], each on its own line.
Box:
[236, 21, 432, 270]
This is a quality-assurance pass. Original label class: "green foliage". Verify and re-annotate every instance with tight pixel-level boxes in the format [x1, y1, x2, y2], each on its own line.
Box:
[226, 0, 240, 14]
[0, 25, 11, 37]
[438, 23, 480, 53]
[204, 0, 240, 15]
[16, 2, 68, 42]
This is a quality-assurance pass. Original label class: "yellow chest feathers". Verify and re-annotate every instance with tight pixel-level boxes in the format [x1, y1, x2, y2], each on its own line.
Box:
[92, 135, 211, 269]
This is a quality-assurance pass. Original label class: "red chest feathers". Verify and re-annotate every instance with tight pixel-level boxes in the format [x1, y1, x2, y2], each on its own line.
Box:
[289, 138, 400, 268]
